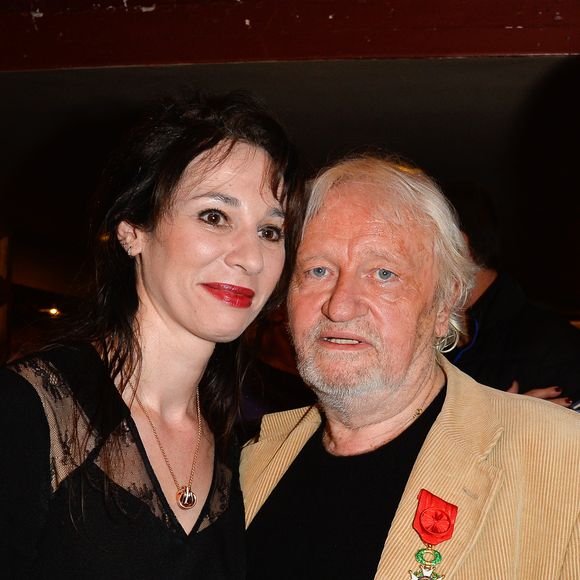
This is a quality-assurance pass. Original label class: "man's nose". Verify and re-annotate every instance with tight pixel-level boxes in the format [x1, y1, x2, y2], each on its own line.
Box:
[224, 231, 264, 275]
[321, 274, 367, 322]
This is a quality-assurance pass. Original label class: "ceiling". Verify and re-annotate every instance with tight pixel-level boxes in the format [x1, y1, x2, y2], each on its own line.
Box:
[1, 55, 579, 314]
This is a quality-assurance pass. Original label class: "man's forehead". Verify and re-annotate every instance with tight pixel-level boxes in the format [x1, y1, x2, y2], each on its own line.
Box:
[307, 184, 427, 237]
[315, 181, 413, 220]
[300, 182, 436, 263]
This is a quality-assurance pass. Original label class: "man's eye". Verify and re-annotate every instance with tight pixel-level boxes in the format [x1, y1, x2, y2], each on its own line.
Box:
[199, 209, 228, 226]
[375, 268, 395, 281]
[308, 266, 328, 278]
[259, 225, 283, 242]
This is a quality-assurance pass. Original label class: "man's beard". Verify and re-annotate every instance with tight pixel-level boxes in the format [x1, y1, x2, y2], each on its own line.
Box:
[293, 321, 403, 421]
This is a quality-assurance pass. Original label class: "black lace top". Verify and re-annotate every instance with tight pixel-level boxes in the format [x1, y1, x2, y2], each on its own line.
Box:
[0, 344, 245, 580]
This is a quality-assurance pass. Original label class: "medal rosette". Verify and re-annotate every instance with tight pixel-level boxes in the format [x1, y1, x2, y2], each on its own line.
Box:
[408, 489, 458, 579]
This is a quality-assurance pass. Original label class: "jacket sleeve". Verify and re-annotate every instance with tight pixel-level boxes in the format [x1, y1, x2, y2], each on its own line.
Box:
[0, 367, 51, 579]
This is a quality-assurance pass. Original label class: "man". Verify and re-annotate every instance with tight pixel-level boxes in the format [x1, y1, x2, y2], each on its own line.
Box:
[241, 155, 580, 579]
[443, 182, 580, 408]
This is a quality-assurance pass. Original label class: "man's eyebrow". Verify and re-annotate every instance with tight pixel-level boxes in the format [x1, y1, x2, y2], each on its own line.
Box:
[297, 254, 327, 263]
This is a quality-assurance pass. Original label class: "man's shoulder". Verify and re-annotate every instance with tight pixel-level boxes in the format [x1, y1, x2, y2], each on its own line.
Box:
[491, 384, 580, 437]
[444, 360, 580, 441]
[472, 380, 580, 461]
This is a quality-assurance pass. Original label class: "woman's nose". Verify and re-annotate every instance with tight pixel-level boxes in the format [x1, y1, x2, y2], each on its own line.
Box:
[224, 231, 264, 275]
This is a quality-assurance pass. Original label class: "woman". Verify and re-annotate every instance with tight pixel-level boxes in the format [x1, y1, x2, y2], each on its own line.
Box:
[0, 92, 304, 579]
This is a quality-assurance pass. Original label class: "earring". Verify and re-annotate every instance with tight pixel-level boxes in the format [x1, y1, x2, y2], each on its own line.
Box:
[435, 327, 459, 353]
[121, 242, 133, 257]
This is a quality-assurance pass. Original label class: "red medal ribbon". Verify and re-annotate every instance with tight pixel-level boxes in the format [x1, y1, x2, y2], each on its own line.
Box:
[412, 489, 458, 545]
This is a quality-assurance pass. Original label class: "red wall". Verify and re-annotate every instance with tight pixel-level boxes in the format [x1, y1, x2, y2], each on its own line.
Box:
[1, 0, 580, 71]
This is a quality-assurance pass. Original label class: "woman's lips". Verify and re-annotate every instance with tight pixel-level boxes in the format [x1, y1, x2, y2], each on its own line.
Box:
[201, 283, 255, 308]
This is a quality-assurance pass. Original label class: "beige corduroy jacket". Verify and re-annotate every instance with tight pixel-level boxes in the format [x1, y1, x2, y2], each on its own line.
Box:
[241, 358, 580, 579]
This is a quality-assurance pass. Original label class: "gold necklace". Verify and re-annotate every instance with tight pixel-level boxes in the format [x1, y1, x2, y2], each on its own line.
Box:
[133, 384, 203, 510]
[409, 380, 445, 424]
[411, 407, 424, 420]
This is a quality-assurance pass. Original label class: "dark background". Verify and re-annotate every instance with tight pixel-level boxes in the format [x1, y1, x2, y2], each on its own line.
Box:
[1, 1, 579, 358]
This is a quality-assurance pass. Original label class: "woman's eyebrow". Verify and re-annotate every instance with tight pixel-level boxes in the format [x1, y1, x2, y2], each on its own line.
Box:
[190, 192, 240, 206]
[191, 192, 285, 219]
[270, 207, 285, 219]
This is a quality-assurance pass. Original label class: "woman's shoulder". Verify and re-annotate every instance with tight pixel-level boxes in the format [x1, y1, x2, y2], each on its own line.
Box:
[1, 344, 92, 448]
[3, 342, 93, 405]
[0, 355, 50, 420]
[3, 342, 117, 432]
[1, 342, 124, 490]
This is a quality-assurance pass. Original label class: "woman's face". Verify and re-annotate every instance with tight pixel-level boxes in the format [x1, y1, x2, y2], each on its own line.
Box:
[126, 143, 286, 347]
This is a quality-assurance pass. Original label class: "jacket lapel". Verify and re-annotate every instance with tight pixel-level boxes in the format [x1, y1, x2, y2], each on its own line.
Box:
[376, 360, 505, 578]
[241, 405, 321, 526]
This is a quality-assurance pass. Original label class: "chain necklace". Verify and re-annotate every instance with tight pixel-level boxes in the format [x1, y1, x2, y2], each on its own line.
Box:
[133, 384, 203, 510]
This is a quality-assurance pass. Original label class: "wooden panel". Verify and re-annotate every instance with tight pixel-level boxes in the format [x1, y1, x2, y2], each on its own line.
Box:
[1, 0, 579, 71]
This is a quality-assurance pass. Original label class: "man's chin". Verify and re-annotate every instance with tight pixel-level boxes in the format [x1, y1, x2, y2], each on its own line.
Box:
[298, 359, 353, 389]
[298, 353, 405, 401]
[300, 362, 377, 396]
[299, 350, 373, 373]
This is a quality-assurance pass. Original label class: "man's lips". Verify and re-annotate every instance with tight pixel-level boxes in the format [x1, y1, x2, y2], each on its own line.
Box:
[318, 332, 371, 348]
[202, 283, 255, 308]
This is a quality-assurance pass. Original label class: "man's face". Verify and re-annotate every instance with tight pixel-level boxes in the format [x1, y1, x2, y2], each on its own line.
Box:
[288, 182, 450, 407]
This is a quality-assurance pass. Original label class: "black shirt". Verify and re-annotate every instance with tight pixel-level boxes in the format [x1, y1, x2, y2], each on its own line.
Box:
[246, 386, 446, 580]
[0, 344, 245, 579]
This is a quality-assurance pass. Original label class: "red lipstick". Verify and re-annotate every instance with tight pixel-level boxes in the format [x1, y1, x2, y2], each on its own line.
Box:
[202, 283, 255, 308]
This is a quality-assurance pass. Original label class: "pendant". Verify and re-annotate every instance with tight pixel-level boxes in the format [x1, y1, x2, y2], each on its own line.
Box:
[177, 485, 197, 510]
[409, 565, 444, 579]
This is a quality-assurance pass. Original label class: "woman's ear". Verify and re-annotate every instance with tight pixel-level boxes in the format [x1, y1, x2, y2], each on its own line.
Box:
[116, 221, 144, 258]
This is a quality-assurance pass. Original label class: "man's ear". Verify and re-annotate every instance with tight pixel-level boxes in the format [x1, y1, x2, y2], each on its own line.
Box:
[116, 221, 144, 257]
[435, 303, 453, 339]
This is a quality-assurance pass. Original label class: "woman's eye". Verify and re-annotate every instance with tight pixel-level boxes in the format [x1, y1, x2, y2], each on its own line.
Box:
[199, 209, 227, 226]
[308, 266, 328, 279]
[375, 268, 395, 281]
[259, 225, 283, 242]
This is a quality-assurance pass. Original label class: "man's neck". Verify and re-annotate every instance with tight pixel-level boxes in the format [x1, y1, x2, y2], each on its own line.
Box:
[321, 364, 445, 456]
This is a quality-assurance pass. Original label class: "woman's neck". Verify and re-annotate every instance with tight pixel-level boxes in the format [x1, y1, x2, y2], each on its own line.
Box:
[122, 316, 216, 421]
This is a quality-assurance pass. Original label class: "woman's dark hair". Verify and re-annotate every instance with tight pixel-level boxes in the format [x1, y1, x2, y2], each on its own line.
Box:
[66, 90, 305, 456]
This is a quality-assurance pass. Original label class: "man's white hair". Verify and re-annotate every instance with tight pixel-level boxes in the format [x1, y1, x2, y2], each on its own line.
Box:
[304, 154, 478, 348]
